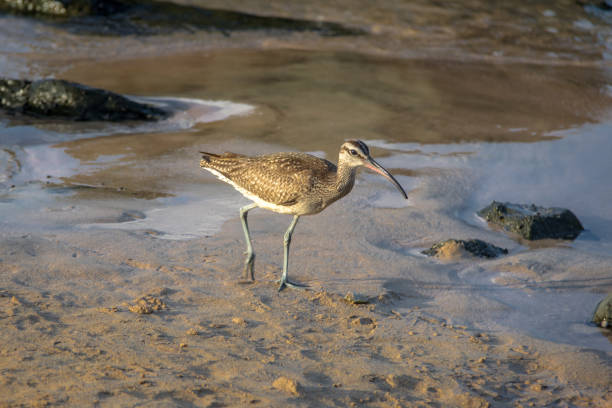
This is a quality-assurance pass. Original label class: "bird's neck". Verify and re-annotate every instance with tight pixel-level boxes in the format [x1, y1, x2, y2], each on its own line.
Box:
[334, 160, 356, 195]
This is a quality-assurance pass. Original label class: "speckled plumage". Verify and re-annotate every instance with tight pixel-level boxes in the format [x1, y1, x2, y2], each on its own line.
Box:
[199, 140, 407, 290]
[200, 151, 355, 216]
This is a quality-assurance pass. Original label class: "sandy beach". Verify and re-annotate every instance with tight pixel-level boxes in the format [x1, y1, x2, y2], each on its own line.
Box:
[1, 1, 612, 406]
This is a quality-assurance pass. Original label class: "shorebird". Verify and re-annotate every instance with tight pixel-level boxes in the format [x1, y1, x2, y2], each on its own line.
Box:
[200, 140, 407, 291]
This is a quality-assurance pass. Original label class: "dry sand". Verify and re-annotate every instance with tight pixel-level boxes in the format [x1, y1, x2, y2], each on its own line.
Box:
[1, 188, 611, 407]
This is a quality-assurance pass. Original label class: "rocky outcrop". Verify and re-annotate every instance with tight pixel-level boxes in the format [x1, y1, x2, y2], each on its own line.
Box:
[422, 239, 508, 259]
[0, 78, 168, 121]
[592, 293, 611, 328]
[477, 201, 584, 240]
[0, 0, 362, 36]
[0, 0, 125, 17]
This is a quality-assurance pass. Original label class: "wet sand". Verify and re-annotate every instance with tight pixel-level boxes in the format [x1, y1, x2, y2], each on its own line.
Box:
[2, 1, 612, 406]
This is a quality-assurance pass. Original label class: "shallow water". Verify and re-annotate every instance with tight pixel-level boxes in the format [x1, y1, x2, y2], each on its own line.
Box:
[4, 49, 611, 242]
[371, 121, 612, 257]
[2, 2, 612, 357]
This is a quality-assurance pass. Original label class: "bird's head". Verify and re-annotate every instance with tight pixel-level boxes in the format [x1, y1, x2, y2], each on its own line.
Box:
[339, 140, 408, 199]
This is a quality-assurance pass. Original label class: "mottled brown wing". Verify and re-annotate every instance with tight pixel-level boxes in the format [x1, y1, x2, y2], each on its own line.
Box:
[229, 153, 333, 206]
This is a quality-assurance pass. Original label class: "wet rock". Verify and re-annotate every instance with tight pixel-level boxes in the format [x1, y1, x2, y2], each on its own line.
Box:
[272, 376, 303, 396]
[422, 239, 508, 259]
[592, 293, 612, 329]
[0, 0, 125, 17]
[577, 0, 612, 11]
[0, 0, 362, 36]
[0, 78, 168, 121]
[477, 201, 583, 240]
[0, 0, 74, 16]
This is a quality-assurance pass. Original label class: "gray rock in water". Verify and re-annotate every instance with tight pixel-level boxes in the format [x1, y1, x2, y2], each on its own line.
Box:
[592, 294, 612, 329]
[422, 239, 508, 259]
[477, 201, 583, 240]
[0, 78, 168, 121]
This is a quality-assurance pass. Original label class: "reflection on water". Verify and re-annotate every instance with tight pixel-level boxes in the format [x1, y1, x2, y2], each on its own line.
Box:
[13, 145, 81, 184]
[64, 51, 612, 149]
[3, 0, 612, 77]
[83, 190, 249, 240]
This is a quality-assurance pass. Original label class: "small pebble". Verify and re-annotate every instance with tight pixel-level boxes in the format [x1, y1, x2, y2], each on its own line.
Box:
[530, 383, 543, 392]
[351, 317, 374, 326]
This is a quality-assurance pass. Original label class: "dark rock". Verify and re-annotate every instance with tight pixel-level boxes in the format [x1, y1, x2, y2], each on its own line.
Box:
[477, 201, 584, 240]
[592, 293, 611, 328]
[0, 0, 103, 17]
[0, 78, 168, 121]
[0, 0, 128, 17]
[422, 239, 508, 259]
[0, 0, 70, 16]
[0, 0, 362, 37]
[0, 79, 29, 110]
[577, 1, 612, 11]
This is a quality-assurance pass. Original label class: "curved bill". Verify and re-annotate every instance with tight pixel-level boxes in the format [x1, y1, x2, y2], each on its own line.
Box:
[364, 157, 408, 199]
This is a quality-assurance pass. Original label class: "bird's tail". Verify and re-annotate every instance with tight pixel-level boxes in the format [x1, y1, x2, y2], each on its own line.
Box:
[199, 151, 219, 164]
[200, 151, 246, 168]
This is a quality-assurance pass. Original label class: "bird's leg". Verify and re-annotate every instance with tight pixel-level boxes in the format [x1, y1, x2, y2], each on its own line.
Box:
[240, 203, 258, 281]
[278, 215, 308, 291]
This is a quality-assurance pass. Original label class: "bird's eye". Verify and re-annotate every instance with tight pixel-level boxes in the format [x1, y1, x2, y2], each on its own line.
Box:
[349, 149, 358, 156]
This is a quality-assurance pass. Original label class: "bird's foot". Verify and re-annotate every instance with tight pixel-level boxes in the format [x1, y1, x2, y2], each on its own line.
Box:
[237, 279, 255, 285]
[277, 279, 309, 292]
[243, 254, 255, 281]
